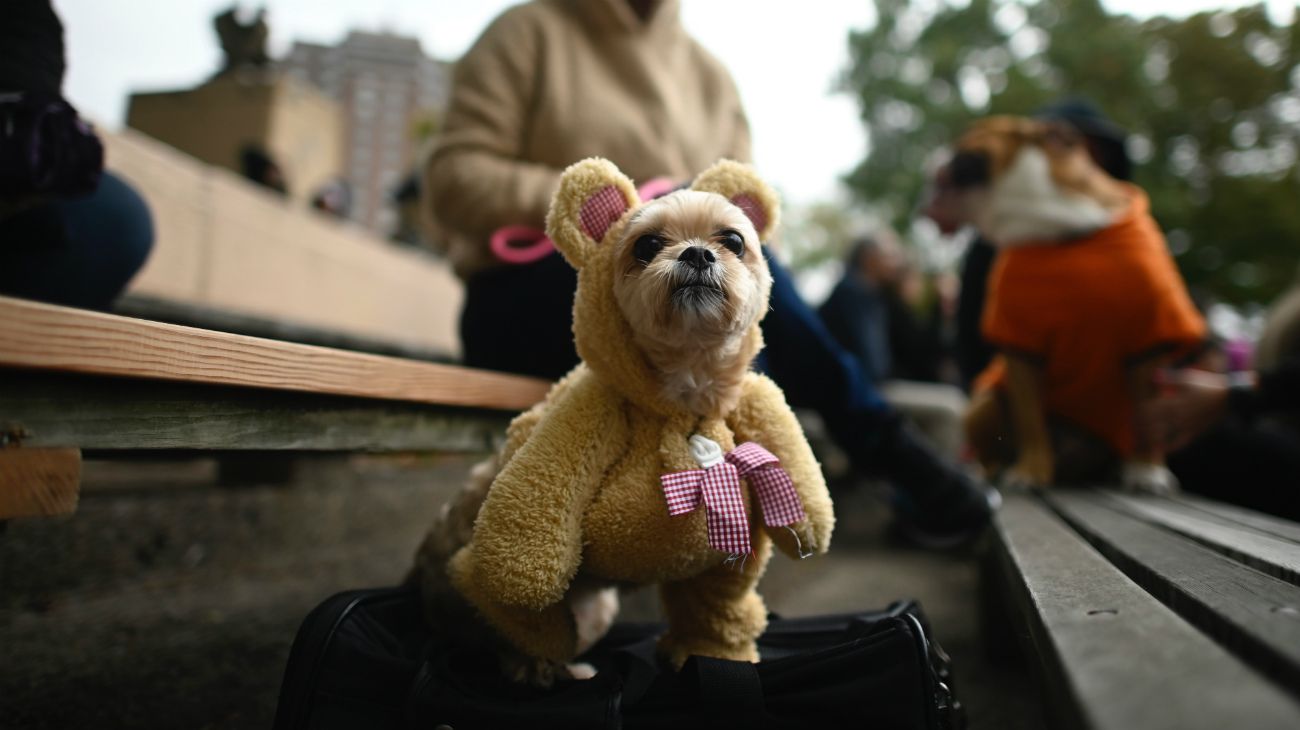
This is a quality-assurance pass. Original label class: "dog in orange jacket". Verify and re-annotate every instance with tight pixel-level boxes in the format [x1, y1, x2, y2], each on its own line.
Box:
[948, 115, 1205, 492]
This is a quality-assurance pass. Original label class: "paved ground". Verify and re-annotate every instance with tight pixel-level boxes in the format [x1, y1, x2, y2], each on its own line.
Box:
[0, 455, 1043, 729]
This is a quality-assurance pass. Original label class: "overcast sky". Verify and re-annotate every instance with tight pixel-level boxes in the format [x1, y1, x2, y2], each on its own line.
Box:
[57, 0, 1294, 206]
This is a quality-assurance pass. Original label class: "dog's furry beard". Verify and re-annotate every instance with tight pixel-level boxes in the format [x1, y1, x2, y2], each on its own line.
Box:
[976, 146, 1115, 246]
[613, 191, 771, 416]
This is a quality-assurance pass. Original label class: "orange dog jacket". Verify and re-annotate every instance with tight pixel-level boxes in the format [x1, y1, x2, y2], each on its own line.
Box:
[976, 186, 1207, 457]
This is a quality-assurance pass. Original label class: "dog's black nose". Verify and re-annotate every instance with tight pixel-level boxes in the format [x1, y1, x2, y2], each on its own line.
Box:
[949, 150, 990, 188]
[677, 246, 715, 270]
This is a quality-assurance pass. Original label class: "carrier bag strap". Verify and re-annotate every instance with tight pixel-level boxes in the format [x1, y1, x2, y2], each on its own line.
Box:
[609, 636, 662, 707]
[683, 655, 766, 717]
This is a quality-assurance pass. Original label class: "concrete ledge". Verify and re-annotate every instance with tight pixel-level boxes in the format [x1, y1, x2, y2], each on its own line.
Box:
[104, 128, 463, 357]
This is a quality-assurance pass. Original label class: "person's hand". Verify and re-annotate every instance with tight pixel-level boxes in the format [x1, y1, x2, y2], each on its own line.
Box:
[1139, 369, 1243, 451]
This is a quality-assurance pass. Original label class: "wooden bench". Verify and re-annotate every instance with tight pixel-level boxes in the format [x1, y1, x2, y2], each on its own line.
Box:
[985, 487, 1300, 729]
[0, 295, 550, 519]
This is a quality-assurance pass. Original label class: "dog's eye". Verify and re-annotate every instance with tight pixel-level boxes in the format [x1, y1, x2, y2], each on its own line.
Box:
[718, 230, 745, 258]
[633, 234, 667, 264]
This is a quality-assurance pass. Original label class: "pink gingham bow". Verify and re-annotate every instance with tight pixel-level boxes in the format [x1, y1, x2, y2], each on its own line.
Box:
[661, 438, 807, 555]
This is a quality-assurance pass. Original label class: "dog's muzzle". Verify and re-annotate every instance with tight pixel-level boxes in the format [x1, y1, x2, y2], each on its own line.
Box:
[670, 259, 725, 310]
[949, 150, 991, 188]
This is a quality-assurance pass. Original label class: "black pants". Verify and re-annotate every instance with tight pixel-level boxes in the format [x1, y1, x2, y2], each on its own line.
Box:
[1170, 417, 1300, 521]
[460, 251, 579, 380]
[0, 172, 154, 311]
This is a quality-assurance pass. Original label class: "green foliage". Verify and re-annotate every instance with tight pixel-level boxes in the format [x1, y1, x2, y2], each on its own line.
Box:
[841, 0, 1300, 305]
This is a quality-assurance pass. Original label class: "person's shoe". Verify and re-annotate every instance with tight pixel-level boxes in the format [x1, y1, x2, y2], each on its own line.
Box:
[890, 478, 1001, 549]
[871, 418, 1000, 549]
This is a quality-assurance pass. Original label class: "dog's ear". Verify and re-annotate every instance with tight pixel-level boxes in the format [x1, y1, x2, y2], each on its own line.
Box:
[691, 159, 780, 241]
[1040, 120, 1084, 152]
[546, 158, 639, 270]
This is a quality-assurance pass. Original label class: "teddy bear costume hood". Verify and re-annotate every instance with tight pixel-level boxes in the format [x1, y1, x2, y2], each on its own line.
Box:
[553, 159, 769, 420]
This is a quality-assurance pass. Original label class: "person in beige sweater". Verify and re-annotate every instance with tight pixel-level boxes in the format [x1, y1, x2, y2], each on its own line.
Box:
[424, 0, 996, 547]
[426, 0, 749, 378]
[427, 0, 748, 278]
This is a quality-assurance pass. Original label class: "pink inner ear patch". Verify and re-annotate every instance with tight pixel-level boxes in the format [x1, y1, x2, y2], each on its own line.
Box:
[731, 194, 768, 236]
[579, 185, 629, 242]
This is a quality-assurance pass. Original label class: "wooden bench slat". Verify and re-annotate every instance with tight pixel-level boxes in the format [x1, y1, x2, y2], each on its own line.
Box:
[1104, 493, 1300, 586]
[1, 371, 509, 453]
[0, 295, 549, 412]
[1171, 493, 1300, 546]
[1048, 490, 1300, 693]
[993, 493, 1300, 730]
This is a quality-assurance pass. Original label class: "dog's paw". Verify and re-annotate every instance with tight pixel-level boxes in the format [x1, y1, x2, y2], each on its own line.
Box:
[571, 586, 619, 656]
[500, 653, 568, 688]
[1121, 462, 1180, 495]
[1000, 452, 1054, 490]
[565, 662, 598, 680]
[1000, 468, 1044, 490]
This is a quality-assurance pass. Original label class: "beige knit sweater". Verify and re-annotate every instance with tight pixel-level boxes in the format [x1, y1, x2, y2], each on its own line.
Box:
[423, 0, 752, 277]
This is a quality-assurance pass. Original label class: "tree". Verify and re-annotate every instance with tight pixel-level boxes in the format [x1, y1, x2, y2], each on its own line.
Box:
[841, 0, 1300, 306]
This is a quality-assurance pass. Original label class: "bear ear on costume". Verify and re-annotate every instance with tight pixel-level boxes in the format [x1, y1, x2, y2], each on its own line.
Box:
[545, 158, 639, 270]
[691, 159, 780, 242]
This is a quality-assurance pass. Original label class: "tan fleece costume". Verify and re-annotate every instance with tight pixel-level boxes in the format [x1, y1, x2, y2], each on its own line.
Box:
[441, 159, 834, 668]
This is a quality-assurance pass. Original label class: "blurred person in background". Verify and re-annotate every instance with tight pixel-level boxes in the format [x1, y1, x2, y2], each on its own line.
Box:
[423, 0, 995, 547]
[1141, 279, 1300, 519]
[240, 144, 288, 197]
[820, 233, 901, 385]
[311, 178, 352, 219]
[0, 0, 153, 312]
[887, 266, 955, 385]
[820, 232, 967, 457]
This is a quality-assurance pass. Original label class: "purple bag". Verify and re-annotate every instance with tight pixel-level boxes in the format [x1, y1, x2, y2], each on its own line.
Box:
[0, 91, 103, 198]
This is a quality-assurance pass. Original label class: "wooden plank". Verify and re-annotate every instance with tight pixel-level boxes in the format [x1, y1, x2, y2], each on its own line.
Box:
[1048, 490, 1300, 692]
[0, 447, 81, 518]
[0, 371, 510, 453]
[991, 492, 1300, 730]
[0, 295, 549, 412]
[1105, 493, 1300, 586]
[1172, 493, 1300, 546]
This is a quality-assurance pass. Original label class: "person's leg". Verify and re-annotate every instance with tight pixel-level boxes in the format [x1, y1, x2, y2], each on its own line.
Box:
[0, 172, 153, 311]
[758, 251, 994, 546]
[1169, 418, 1300, 521]
[757, 249, 894, 468]
[460, 250, 579, 380]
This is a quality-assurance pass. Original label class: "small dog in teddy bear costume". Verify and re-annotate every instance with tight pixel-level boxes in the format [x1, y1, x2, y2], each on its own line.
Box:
[410, 158, 834, 685]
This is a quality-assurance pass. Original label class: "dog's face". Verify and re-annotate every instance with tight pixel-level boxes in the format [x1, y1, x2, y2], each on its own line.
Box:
[613, 190, 771, 349]
[947, 116, 1124, 246]
[546, 158, 779, 415]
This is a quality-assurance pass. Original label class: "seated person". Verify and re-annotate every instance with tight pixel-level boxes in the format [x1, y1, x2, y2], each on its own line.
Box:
[820, 233, 967, 458]
[1, 0, 153, 312]
[1141, 282, 1300, 519]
